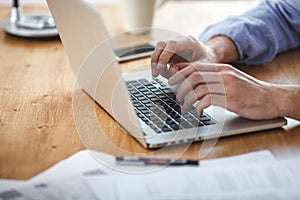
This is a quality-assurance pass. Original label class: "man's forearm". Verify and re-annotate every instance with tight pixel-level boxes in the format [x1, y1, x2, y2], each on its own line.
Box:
[204, 36, 239, 64]
[205, 36, 300, 121]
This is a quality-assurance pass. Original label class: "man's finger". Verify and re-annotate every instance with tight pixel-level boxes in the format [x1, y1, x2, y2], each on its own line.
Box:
[151, 41, 166, 77]
[195, 94, 227, 116]
[156, 40, 178, 71]
[180, 83, 226, 113]
[168, 62, 220, 85]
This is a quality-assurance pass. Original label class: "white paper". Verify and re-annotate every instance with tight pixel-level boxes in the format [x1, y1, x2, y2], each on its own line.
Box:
[29, 150, 109, 183]
[0, 179, 25, 191]
[1, 170, 116, 200]
[1, 149, 291, 200]
[200, 149, 276, 167]
[2, 158, 300, 200]
[30, 149, 276, 182]
[116, 158, 300, 200]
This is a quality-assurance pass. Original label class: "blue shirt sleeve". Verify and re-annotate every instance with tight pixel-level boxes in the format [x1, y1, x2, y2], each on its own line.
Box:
[199, 0, 300, 65]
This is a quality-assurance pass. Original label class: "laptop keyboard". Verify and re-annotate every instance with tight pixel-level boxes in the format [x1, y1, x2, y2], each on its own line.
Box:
[126, 78, 215, 134]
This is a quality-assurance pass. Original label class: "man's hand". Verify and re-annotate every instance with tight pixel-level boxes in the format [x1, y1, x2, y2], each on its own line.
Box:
[150, 35, 300, 120]
[151, 36, 217, 78]
[168, 62, 287, 120]
[151, 35, 239, 79]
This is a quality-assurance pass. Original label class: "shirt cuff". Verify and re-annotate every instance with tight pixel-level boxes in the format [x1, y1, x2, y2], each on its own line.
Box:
[198, 16, 279, 65]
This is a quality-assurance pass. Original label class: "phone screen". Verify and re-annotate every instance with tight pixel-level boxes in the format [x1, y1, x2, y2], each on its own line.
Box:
[114, 43, 155, 60]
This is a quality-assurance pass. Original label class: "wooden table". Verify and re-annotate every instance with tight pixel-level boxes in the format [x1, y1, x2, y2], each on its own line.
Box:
[0, 1, 300, 180]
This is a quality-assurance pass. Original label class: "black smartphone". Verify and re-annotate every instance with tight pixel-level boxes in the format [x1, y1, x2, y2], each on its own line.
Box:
[114, 42, 155, 62]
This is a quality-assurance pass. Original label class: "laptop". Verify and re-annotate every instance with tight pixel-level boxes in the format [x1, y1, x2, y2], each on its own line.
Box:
[46, 0, 287, 148]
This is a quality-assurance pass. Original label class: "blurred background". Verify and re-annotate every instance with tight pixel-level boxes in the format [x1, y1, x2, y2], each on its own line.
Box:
[0, 0, 260, 39]
[2, 0, 115, 5]
[0, 0, 257, 6]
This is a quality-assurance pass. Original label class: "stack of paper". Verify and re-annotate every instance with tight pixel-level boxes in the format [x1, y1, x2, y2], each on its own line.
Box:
[0, 150, 299, 200]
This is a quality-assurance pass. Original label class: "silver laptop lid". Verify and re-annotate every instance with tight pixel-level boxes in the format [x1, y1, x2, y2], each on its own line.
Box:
[46, 0, 146, 147]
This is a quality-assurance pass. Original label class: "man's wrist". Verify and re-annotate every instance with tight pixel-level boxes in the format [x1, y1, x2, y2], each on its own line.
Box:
[273, 85, 300, 120]
[204, 36, 239, 63]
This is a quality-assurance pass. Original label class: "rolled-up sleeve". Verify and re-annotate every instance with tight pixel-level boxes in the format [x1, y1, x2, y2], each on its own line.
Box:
[199, 0, 300, 65]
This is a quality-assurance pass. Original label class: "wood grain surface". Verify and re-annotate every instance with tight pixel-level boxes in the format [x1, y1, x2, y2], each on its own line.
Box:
[0, 3, 299, 180]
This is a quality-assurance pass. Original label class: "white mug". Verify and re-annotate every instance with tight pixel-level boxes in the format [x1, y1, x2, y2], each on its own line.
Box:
[118, 0, 162, 34]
